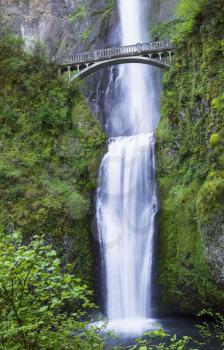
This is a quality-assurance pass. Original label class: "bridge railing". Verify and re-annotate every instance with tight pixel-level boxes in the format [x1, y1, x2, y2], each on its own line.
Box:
[56, 40, 173, 66]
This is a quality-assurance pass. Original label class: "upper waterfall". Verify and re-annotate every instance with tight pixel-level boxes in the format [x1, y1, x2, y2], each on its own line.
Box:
[106, 0, 160, 137]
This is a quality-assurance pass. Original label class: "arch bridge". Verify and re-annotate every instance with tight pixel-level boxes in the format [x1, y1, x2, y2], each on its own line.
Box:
[55, 40, 174, 80]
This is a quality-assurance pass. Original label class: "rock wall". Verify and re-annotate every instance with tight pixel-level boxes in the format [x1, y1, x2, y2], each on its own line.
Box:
[156, 0, 224, 314]
[0, 0, 117, 57]
[150, 0, 179, 25]
[0, 0, 179, 55]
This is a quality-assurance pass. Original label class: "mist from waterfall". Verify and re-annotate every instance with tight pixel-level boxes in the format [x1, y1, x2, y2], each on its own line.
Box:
[96, 0, 160, 334]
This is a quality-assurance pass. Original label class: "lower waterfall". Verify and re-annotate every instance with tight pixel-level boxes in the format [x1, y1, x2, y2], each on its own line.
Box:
[97, 134, 158, 333]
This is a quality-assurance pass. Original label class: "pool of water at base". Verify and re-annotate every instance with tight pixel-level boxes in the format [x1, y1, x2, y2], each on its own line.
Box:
[98, 315, 221, 350]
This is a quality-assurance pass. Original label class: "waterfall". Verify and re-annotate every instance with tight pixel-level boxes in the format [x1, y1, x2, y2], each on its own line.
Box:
[96, 0, 160, 334]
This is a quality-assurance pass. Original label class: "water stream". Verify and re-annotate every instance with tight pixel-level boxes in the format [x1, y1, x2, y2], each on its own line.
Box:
[96, 0, 160, 334]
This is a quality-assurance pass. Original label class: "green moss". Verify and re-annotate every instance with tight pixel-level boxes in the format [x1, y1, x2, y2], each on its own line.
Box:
[157, 175, 224, 312]
[197, 178, 224, 221]
[0, 33, 106, 288]
[69, 4, 87, 23]
[210, 133, 220, 147]
[156, 0, 224, 313]
[81, 26, 93, 42]
[91, 0, 116, 18]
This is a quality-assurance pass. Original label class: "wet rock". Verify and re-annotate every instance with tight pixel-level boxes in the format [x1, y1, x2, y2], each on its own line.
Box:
[199, 213, 224, 285]
[150, 0, 180, 25]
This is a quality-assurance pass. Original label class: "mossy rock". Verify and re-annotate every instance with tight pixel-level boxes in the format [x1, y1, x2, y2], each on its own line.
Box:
[197, 178, 224, 221]
[210, 133, 220, 147]
[156, 0, 224, 314]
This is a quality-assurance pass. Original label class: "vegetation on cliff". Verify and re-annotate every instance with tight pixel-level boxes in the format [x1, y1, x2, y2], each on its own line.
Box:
[0, 32, 106, 288]
[68, 0, 116, 43]
[156, 0, 224, 312]
[0, 31, 107, 349]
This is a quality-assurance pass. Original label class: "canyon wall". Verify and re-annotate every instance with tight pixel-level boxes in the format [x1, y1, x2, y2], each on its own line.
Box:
[156, 0, 224, 313]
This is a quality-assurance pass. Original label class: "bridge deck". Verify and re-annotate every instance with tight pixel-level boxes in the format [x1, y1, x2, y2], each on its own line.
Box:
[56, 40, 174, 67]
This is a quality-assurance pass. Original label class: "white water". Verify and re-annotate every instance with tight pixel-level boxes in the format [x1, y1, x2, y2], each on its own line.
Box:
[96, 0, 160, 334]
[106, 0, 159, 137]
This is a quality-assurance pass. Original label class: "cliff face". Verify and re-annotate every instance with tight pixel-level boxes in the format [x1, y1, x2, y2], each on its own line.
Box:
[150, 0, 179, 25]
[0, 0, 121, 133]
[0, 0, 117, 57]
[0, 0, 179, 55]
[156, 0, 224, 313]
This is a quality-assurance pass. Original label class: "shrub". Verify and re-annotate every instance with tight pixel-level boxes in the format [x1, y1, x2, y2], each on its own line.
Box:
[0, 230, 104, 350]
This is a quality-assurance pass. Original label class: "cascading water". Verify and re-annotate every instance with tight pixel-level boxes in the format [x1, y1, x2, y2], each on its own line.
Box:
[96, 0, 160, 334]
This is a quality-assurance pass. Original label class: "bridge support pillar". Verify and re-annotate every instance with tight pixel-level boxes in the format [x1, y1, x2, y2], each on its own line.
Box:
[76, 65, 80, 74]
[158, 52, 162, 61]
[168, 51, 173, 64]
[137, 43, 142, 54]
[67, 66, 71, 78]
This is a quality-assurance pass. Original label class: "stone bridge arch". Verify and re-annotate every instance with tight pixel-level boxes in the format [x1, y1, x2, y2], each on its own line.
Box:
[56, 41, 174, 80]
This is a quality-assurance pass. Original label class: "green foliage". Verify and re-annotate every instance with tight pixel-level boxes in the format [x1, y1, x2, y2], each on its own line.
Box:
[128, 329, 194, 350]
[91, 0, 116, 18]
[209, 133, 220, 147]
[69, 4, 87, 23]
[197, 178, 224, 220]
[112, 314, 224, 349]
[173, 0, 208, 41]
[0, 230, 104, 350]
[81, 26, 93, 42]
[156, 0, 224, 312]
[98, 0, 116, 17]
[211, 94, 224, 110]
[69, 0, 116, 27]
[0, 32, 106, 286]
[68, 0, 116, 47]
[197, 310, 224, 348]
[149, 19, 180, 41]
[149, 0, 209, 42]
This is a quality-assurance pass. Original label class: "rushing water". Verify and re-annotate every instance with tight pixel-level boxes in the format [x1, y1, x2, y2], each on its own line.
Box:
[96, 0, 160, 334]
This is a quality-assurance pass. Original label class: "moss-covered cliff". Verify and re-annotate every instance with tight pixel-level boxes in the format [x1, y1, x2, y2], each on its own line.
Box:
[0, 33, 106, 289]
[156, 0, 224, 313]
